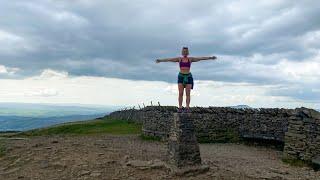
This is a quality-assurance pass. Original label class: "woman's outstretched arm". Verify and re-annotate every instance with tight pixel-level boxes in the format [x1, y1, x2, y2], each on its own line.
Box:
[155, 57, 180, 63]
[190, 56, 217, 62]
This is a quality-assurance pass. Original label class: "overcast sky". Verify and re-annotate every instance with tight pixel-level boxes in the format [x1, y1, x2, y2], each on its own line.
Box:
[0, 0, 319, 109]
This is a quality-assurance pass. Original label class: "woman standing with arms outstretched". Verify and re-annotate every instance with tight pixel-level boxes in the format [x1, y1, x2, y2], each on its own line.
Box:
[156, 47, 217, 113]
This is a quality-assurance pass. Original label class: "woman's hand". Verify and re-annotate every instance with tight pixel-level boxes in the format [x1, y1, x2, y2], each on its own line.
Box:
[210, 56, 217, 60]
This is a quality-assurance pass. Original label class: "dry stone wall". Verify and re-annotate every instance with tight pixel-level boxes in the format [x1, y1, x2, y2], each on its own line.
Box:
[283, 107, 320, 163]
[107, 106, 320, 163]
[108, 106, 294, 142]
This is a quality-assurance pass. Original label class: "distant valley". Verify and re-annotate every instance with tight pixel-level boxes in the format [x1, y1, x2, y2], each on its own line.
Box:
[0, 103, 124, 132]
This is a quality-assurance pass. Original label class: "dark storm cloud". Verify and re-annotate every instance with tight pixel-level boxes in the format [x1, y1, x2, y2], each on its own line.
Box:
[0, 0, 319, 103]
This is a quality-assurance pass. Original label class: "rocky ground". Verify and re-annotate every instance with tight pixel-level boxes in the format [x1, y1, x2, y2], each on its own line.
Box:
[0, 135, 319, 180]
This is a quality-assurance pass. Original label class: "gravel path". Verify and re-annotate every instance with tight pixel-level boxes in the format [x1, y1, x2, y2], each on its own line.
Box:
[0, 135, 319, 179]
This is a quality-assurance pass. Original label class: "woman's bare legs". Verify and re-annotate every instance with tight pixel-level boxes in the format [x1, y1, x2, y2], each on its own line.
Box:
[185, 84, 192, 108]
[178, 83, 184, 108]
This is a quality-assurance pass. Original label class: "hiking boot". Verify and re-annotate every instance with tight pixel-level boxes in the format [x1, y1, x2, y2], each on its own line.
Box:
[184, 107, 191, 113]
[177, 108, 183, 113]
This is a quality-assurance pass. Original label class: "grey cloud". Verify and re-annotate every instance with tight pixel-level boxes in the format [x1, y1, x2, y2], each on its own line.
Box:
[268, 84, 320, 103]
[0, 0, 319, 103]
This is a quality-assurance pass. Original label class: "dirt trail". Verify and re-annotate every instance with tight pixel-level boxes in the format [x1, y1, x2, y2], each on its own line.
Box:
[0, 135, 319, 180]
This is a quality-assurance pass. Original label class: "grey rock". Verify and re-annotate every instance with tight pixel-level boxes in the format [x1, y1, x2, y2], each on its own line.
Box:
[79, 170, 91, 176]
[312, 155, 320, 170]
[90, 171, 101, 177]
[39, 160, 49, 169]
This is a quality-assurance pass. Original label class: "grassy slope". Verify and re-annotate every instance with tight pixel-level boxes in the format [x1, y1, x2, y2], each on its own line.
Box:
[13, 116, 142, 137]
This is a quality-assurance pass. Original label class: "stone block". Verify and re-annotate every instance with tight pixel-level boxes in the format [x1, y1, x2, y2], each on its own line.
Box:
[167, 113, 203, 168]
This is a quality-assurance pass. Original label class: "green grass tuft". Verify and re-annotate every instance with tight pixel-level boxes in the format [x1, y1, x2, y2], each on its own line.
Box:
[139, 134, 162, 141]
[282, 158, 311, 167]
[0, 140, 6, 157]
[14, 117, 142, 137]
